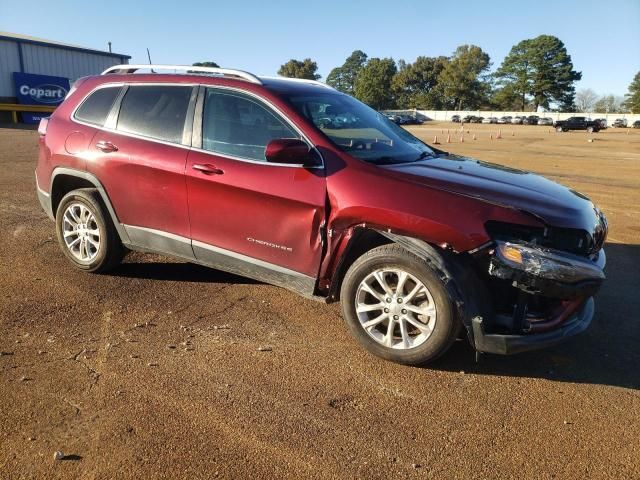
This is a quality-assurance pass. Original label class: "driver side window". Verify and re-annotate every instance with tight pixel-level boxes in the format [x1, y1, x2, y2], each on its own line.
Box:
[202, 89, 300, 162]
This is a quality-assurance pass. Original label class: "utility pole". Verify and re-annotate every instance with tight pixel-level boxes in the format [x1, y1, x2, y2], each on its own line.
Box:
[108, 41, 112, 53]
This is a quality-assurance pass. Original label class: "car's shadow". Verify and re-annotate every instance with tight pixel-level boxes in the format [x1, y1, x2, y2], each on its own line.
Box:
[110, 244, 639, 390]
[431, 242, 640, 390]
[112, 260, 259, 285]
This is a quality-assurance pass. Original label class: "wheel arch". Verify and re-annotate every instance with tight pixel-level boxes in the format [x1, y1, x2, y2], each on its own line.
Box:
[325, 227, 459, 302]
[325, 228, 491, 344]
[50, 168, 130, 244]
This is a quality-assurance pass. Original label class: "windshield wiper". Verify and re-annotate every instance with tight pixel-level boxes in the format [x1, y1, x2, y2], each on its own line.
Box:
[414, 150, 435, 162]
[370, 151, 434, 165]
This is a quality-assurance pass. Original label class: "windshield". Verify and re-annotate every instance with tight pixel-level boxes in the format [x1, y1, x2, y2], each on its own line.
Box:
[283, 92, 434, 165]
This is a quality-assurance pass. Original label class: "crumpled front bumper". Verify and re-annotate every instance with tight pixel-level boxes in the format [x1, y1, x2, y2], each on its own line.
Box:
[472, 297, 594, 354]
[471, 242, 605, 355]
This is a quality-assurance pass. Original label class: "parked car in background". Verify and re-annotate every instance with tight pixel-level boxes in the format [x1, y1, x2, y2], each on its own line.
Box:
[461, 115, 474, 123]
[523, 115, 539, 125]
[538, 117, 553, 126]
[400, 115, 424, 125]
[482, 117, 498, 124]
[594, 118, 607, 129]
[612, 118, 627, 128]
[451, 114, 461, 123]
[511, 116, 524, 124]
[384, 113, 402, 125]
[497, 116, 512, 124]
[35, 63, 608, 366]
[633, 120, 640, 129]
[472, 116, 484, 124]
[554, 116, 601, 133]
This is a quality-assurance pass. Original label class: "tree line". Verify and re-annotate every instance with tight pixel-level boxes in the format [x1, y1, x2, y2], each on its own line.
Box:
[270, 35, 640, 114]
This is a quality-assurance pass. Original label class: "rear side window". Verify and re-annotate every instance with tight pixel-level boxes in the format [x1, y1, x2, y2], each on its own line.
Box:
[117, 85, 193, 144]
[202, 89, 299, 162]
[74, 87, 120, 126]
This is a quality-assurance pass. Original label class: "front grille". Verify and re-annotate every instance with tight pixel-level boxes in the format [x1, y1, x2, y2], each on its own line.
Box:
[545, 227, 592, 255]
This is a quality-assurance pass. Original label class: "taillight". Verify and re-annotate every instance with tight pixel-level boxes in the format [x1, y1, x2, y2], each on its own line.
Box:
[38, 118, 49, 136]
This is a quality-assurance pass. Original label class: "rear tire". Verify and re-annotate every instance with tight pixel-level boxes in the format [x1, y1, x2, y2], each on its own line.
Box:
[556, 126, 564, 132]
[55, 189, 124, 273]
[587, 126, 594, 133]
[340, 244, 460, 366]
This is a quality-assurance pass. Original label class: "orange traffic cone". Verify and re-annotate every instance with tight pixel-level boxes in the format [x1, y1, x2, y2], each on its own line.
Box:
[473, 133, 477, 140]
[460, 135, 464, 143]
[446, 134, 451, 143]
[433, 135, 440, 145]
[497, 129, 502, 139]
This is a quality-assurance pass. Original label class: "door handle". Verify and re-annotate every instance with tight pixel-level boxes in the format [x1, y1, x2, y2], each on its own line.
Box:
[192, 163, 224, 175]
[96, 140, 118, 153]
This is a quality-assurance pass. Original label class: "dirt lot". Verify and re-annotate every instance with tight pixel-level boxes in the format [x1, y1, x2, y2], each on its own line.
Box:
[1, 123, 639, 479]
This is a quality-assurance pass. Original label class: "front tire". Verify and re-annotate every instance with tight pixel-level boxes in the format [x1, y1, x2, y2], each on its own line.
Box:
[340, 244, 460, 366]
[556, 126, 564, 132]
[55, 189, 124, 273]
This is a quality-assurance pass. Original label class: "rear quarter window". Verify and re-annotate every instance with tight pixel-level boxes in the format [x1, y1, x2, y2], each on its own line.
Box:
[74, 86, 121, 126]
[116, 85, 193, 144]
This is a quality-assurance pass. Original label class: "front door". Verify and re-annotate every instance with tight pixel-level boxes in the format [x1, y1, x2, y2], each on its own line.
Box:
[185, 88, 326, 292]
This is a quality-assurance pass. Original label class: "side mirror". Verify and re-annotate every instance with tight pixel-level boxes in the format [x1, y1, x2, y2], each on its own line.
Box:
[265, 138, 316, 165]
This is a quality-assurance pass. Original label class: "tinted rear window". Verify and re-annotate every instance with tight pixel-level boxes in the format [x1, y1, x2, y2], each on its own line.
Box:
[117, 86, 192, 144]
[74, 87, 120, 126]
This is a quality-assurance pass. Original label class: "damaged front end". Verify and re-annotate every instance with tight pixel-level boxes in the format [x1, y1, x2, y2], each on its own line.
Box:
[469, 219, 607, 355]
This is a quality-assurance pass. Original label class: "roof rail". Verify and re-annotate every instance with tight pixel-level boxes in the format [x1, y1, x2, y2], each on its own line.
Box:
[260, 76, 335, 90]
[101, 64, 262, 85]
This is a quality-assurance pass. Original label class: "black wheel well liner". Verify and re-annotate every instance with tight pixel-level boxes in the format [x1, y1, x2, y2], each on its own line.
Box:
[327, 228, 391, 301]
[50, 174, 95, 217]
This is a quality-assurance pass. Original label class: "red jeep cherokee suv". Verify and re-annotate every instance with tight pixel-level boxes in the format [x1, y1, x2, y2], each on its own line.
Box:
[35, 64, 607, 365]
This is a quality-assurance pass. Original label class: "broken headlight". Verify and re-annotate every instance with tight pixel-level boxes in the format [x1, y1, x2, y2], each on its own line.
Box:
[492, 241, 605, 283]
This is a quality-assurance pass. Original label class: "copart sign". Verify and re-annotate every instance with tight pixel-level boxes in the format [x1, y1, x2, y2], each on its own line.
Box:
[13, 72, 70, 124]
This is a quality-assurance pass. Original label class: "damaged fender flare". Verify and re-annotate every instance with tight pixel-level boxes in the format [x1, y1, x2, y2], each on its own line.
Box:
[376, 231, 491, 346]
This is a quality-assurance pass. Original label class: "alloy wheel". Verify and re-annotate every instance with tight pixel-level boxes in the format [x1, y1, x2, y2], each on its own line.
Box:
[62, 202, 101, 262]
[355, 268, 437, 350]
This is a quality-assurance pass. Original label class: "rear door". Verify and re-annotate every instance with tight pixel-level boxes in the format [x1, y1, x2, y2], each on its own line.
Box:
[185, 87, 326, 290]
[88, 84, 197, 254]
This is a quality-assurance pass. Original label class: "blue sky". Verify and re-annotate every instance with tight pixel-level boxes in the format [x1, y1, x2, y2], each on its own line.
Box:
[1, 0, 638, 96]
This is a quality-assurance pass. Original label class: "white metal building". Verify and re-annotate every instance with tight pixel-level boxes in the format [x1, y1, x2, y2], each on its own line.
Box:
[0, 31, 130, 102]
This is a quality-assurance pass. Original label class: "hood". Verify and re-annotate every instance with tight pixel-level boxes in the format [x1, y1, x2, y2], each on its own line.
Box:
[382, 154, 604, 234]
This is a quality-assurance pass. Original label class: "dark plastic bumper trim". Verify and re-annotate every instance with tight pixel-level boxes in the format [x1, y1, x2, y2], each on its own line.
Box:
[471, 297, 594, 355]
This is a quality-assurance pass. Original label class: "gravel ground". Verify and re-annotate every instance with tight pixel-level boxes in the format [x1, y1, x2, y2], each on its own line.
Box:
[1, 125, 639, 479]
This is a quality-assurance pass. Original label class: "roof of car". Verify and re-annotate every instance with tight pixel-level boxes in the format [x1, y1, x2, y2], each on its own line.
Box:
[99, 64, 337, 96]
